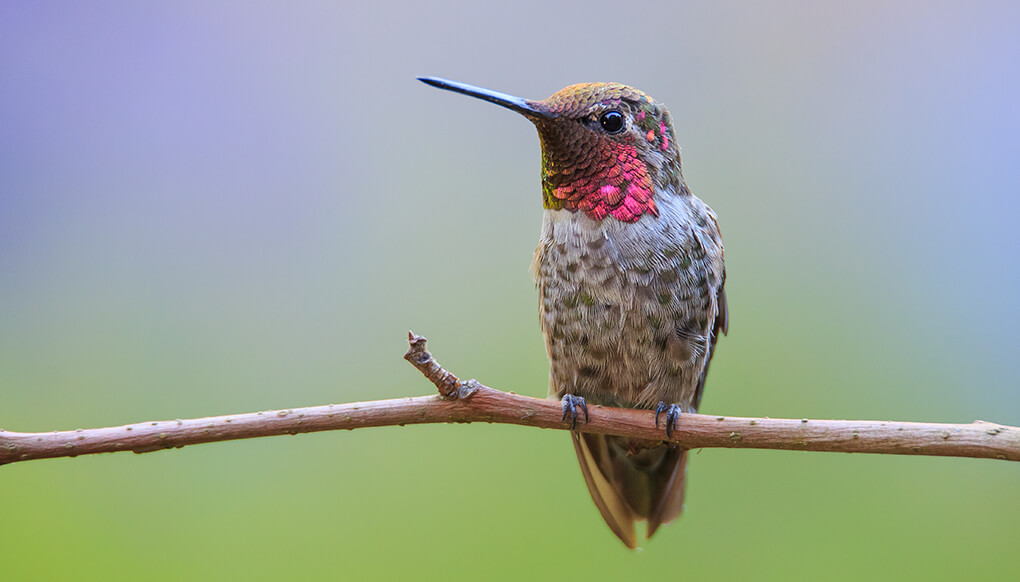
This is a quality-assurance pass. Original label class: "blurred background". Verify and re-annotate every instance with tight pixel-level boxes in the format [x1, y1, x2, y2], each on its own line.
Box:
[1, 1, 1017, 579]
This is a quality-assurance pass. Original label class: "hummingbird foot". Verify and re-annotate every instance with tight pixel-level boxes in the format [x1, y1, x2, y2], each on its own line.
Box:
[655, 402, 684, 439]
[560, 394, 589, 430]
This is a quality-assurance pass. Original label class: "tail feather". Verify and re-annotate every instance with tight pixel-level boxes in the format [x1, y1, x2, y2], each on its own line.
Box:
[645, 449, 687, 538]
[571, 433, 637, 548]
[573, 433, 688, 548]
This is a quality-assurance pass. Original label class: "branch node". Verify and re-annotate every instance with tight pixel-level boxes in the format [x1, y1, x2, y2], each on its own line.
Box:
[457, 379, 480, 400]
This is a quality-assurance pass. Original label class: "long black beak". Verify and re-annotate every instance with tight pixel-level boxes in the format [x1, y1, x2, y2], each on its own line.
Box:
[418, 76, 555, 120]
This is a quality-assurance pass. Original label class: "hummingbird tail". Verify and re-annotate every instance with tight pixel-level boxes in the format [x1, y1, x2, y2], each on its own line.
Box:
[645, 448, 688, 538]
[571, 432, 638, 548]
[572, 433, 689, 548]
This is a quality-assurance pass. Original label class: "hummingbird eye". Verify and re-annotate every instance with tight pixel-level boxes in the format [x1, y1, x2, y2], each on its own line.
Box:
[599, 110, 625, 134]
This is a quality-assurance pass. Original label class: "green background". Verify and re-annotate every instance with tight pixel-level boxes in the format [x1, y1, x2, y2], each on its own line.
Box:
[2, 1, 1017, 579]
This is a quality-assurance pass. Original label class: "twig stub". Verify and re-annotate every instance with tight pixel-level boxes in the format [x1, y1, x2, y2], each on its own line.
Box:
[403, 331, 472, 400]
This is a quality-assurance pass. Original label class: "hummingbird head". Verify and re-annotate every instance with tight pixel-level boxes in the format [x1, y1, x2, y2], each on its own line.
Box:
[419, 77, 684, 223]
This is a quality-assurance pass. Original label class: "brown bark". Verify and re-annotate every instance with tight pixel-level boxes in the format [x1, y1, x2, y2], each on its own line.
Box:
[0, 332, 1016, 466]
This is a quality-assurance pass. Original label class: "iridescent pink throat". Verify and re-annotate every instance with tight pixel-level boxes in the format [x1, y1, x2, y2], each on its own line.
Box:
[546, 141, 659, 223]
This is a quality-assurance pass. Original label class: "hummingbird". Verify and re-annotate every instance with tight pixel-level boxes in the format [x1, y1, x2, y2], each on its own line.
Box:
[419, 77, 727, 548]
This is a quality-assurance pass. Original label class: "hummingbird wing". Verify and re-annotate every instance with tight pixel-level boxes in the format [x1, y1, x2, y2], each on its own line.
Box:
[693, 283, 728, 410]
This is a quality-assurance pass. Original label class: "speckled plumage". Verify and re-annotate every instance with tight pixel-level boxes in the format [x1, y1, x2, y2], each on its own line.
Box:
[535, 187, 725, 412]
[534, 184, 726, 549]
[419, 77, 727, 549]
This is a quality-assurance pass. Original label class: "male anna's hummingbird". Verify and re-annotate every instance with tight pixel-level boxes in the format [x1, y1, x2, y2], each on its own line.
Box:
[419, 77, 728, 549]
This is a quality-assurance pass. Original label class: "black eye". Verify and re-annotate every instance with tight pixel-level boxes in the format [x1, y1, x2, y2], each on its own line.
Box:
[599, 110, 625, 134]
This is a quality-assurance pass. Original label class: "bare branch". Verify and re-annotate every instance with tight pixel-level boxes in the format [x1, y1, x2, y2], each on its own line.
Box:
[1, 332, 1016, 466]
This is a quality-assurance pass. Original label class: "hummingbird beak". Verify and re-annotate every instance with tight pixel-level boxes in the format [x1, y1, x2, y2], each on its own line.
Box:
[418, 76, 556, 120]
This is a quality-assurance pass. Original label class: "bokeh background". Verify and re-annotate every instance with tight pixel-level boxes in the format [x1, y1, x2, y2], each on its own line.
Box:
[2, 1, 1017, 579]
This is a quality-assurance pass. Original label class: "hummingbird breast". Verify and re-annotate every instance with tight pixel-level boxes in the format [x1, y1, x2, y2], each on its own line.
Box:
[534, 187, 725, 411]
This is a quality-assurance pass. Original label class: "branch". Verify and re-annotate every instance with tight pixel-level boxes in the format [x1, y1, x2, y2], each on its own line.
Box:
[1, 332, 1016, 466]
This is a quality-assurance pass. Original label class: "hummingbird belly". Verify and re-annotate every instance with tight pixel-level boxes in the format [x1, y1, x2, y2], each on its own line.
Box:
[535, 191, 723, 412]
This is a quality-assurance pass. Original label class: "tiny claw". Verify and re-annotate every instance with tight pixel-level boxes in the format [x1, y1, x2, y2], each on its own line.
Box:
[657, 403, 683, 439]
[655, 401, 667, 428]
[560, 394, 589, 430]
